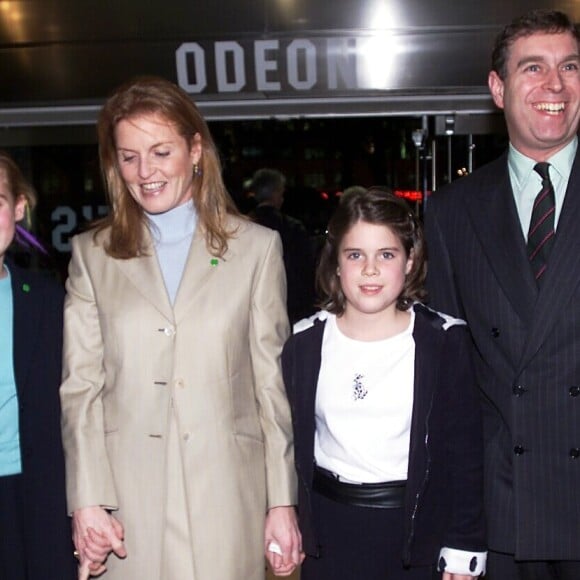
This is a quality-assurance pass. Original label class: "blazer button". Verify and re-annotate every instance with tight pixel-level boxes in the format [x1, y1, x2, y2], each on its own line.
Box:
[514, 445, 525, 455]
[491, 327, 500, 338]
[570, 448, 580, 459]
[512, 384, 526, 396]
[569, 386, 580, 397]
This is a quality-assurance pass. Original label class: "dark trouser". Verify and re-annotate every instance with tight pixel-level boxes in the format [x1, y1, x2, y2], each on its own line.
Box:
[301, 487, 437, 580]
[0, 473, 28, 580]
[488, 550, 580, 580]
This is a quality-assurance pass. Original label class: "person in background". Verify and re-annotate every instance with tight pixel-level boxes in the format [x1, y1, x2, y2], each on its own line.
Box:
[59, 76, 301, 580]
[248, 168, 316, 323]
[0, 152, 76, 579]
[283, 187, 486, 580]
[425, 9, 580, 579]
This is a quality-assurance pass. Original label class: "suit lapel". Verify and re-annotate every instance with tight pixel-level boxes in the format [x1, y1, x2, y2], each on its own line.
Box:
[518, 151, 580, 368]
[465, 155, 537, 324]
[112, 227, 174, 322]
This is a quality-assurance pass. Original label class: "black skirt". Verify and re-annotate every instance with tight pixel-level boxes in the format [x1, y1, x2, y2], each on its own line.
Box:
[0, 474, 28, 580]
[301, 486, 438, 580]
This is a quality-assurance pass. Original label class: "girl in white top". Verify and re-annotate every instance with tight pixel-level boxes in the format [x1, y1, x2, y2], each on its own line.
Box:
[283, 187, 486, 580]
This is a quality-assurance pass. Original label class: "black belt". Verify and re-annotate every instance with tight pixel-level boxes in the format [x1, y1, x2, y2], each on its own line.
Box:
[313, 466, 406, 509]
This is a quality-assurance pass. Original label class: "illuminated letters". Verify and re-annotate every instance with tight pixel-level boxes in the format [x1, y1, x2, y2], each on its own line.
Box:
[175, 36, 361, 94]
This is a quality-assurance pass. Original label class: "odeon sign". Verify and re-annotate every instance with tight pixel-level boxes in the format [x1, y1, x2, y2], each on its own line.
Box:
[175, 36, 398, 94]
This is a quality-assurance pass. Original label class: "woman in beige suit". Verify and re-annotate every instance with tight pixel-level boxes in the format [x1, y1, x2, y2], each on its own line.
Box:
[60, 76, 302, 580]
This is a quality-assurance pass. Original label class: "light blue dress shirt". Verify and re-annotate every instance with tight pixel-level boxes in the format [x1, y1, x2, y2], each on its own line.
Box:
[508, 137, 577, 240]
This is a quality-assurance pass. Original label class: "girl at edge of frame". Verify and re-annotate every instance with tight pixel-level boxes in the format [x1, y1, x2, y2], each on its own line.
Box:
[282, 186, 487, 580]
[0, 152, 76, 579]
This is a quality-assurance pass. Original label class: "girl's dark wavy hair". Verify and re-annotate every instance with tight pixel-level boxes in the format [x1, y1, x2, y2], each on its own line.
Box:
[316, 187, 427, 314]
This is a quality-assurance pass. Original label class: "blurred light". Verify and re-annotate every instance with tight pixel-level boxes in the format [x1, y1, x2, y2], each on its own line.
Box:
[444, 115, 455, 136]
[364, 1, 398, 31]
[411, 129, 426, 149]
[395, 189, 432, 201]
[320, 191, 329, 201]
[358, 1, 399, 89]
[358, 34, 397, 89]
[0, 0, 26, 42]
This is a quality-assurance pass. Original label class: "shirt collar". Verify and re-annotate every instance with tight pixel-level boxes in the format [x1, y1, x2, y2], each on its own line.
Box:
[508, 136, 578, 189]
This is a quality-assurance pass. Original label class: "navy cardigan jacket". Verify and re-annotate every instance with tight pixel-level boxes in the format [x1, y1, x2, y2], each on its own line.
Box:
[282, 303, 486, 566]
[8, 259, 76, 578]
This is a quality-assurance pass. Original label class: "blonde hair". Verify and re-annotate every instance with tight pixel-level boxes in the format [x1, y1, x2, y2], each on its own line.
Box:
[95, 76, 239, 258]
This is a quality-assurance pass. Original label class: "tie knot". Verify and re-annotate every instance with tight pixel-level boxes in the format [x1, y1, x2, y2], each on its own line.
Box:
[534, 162, 551, 182]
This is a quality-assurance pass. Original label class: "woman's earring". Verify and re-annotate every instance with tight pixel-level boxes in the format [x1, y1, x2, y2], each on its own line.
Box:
[336, 267, 341, 277]
[193, 162, 202, 177]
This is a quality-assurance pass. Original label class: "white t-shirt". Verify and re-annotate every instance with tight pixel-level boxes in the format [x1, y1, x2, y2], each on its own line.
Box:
[314, 310, 415, 483]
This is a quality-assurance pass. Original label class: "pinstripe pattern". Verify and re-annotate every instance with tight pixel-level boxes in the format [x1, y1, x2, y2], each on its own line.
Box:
[424, 152, 580, 560]
[527, 162, 556, 281]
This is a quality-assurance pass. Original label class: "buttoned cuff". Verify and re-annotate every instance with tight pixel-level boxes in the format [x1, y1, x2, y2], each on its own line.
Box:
[437, 547, 487, 576]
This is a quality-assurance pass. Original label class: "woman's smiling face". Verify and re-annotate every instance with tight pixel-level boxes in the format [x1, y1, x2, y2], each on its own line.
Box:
[115, 112, 201, 214]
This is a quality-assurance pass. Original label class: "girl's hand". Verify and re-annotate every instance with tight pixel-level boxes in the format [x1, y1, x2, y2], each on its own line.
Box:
[73, 506, 126, 578]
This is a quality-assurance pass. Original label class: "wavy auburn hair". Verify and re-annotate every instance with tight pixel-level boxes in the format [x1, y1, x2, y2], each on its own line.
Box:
[94, 76, 239, 258]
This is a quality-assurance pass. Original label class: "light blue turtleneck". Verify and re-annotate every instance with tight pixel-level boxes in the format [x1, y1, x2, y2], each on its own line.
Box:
[147, 200, 197, 305]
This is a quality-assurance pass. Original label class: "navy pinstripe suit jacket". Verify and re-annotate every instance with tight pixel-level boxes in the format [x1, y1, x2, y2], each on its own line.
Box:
[425, 150, 580, 560]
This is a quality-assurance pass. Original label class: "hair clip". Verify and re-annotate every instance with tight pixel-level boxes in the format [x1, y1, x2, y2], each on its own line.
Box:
[15, 225, 48, 255]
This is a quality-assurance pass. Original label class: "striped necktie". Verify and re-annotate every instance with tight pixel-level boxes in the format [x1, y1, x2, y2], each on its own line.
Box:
[527, 162, 556, 282]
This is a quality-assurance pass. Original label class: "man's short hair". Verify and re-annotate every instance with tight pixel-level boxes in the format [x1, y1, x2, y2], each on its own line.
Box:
[491, 9, 580, 79]
[250, 168, 286, 203]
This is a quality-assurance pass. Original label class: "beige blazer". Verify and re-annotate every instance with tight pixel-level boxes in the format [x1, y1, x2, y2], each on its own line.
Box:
[60, 216, 297, 579]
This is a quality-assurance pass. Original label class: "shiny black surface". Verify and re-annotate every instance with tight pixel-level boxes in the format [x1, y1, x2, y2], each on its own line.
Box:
[0, 0, 577, 122]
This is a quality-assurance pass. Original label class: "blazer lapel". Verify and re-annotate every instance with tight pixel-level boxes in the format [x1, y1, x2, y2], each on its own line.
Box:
[173, 227, 230, 323]
[112, 227, 174, 322]
[10, 264, 41, 394]
[295, 321, 325, 474]
[465, 155, 537, 324]
[409, 310, 439, 459]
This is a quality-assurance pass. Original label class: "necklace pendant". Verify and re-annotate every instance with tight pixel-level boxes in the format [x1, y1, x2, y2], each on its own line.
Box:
[352, 373, 368, 400]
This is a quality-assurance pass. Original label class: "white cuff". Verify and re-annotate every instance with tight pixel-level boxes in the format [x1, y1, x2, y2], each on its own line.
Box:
[437, 547, 487, 576]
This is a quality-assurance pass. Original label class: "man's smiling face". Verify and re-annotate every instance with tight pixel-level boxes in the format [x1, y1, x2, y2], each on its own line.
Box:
[488, 32, 580, 161]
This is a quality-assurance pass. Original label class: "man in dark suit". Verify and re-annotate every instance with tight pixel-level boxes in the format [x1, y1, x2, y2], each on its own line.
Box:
[248, 168, 316, 323]
[425, 9, 580, 580]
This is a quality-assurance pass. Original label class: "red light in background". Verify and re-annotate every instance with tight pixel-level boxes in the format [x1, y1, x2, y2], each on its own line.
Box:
[395, 190, 432, 201]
